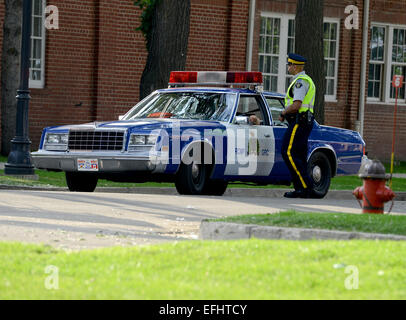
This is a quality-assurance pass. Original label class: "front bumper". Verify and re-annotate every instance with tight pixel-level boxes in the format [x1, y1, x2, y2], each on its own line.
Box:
[31, 151, 167, 173]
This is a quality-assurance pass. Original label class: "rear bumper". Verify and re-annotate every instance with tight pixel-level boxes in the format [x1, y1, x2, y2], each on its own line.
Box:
[31, 151, 167, 173]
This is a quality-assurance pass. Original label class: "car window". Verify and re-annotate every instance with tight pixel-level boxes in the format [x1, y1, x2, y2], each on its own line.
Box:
[122, 92, 237, 122]
[234, 95, 268, 126]
[265, 97, 288, 127]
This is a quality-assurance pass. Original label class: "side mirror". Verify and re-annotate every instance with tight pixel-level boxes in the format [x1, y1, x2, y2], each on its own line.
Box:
[118, 115, 125, 121]
[234, 116, 249, 125]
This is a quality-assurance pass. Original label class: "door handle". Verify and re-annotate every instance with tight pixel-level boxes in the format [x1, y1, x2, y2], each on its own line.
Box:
[264, 134, 271, 138]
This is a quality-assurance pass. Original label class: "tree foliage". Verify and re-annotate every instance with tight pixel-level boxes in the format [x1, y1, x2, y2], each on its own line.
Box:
[134, 0, 161, 45]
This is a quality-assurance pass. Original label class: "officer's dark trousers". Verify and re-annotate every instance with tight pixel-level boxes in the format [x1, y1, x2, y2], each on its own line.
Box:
[281, 116, 314, 191]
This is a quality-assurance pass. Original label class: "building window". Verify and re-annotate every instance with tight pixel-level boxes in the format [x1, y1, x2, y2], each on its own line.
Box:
[285, 19, 295, 91]
[259, 14, 339, 100]
[259, 17, 280, 92]
[30, 0, 46, 89]
[368, 24, 406, 103]
[368, 26, 385, 99]
[323, 21, 339, 98]
[391, 28, 406, 100]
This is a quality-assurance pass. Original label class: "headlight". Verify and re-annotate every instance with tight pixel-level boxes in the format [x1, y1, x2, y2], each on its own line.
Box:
[132, 135, 146, 145]
[128, 134, 158, 153]
[44, 133, 68, 151]
[60, 134, 69, 144]
[46, 133, 68, 144]
[129, 134, 158, 146]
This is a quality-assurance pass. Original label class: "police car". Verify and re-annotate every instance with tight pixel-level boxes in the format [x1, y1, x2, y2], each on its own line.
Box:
[31, 71, 366, 198]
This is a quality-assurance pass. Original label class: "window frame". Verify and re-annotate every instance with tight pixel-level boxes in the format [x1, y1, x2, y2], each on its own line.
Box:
[368, 22, 406, 105]
[259, 13, 294, 94]
[388, 25, 406, 103]
[264, 95, 288, 127]
[29, 0, 46, 89]
[323, 18, 340, 102]
[235, 94, 271, 126]
[367, 25, 386, 102]
[259, 13, 340, 101]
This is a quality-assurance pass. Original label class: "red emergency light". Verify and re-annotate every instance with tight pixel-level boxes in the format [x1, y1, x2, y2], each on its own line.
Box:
[169, 71, 198, 84]
[168, 71, 263, 86]
[226, 72, 263, 84]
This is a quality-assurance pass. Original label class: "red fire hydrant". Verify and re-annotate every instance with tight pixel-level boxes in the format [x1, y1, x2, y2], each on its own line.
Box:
[353, 159, 395, 214]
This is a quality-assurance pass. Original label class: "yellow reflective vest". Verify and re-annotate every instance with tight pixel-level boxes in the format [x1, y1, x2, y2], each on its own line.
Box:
[284, 74, 316, 113]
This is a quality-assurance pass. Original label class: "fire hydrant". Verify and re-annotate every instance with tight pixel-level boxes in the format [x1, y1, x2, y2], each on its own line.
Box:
[353, 159, 395, 214]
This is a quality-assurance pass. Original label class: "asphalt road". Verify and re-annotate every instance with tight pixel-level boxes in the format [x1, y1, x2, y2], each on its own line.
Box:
[0, 190, 404, 250]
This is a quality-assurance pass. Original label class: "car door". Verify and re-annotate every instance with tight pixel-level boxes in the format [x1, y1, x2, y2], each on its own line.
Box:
[263, 95, 291, 179]
[224, 94, 275, 177]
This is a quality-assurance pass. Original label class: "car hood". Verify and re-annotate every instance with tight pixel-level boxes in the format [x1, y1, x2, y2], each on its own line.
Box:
[313, 123, 365, 144]
[48, 118, 226, 132]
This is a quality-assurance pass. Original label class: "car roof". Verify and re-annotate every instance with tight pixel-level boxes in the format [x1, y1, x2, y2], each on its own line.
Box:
[263, 91, 285, 98]
[157, 87, 285, 99]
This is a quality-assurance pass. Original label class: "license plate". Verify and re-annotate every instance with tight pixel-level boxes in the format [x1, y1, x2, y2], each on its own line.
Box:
[77, 159, 99, 171]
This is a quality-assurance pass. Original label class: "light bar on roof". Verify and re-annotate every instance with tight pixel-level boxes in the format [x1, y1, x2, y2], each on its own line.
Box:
[168, 71, 263, 86]
[169, 71, 197, 84]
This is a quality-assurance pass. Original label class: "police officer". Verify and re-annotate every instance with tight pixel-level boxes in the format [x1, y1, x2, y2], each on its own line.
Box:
[279, 53, 315, 198]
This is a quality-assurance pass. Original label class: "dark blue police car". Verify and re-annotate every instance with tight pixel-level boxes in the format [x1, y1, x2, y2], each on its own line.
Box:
[31, 71, 366, 198]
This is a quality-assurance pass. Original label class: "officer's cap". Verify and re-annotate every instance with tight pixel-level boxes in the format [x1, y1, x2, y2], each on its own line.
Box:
[287, 53, 307, 65]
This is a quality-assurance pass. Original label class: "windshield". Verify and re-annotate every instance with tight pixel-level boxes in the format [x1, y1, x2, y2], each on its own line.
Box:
[122, 91, 237, 122]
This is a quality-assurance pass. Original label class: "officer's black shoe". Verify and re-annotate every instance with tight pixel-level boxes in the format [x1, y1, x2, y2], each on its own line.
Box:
[283, 190, 303, 198]
[298, 189, 311, 199]
[284, 189, 311, 198]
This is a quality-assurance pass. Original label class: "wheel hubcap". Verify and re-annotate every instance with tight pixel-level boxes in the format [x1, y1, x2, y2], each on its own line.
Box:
[192, 163, 200, 180]
[312, 165, 322, 183]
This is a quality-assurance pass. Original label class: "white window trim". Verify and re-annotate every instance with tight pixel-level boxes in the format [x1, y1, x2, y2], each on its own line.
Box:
[29, 0, 46, 89]
[259, 13, 340, 101]
[367, 23, 388, 102]
[324, 17, 340, 102]
[368, 61, 385, 100]
[366, 101, 406, 107]
[367, 22, 406, 104]
[260, 13, 294, 94]
[387, 25, 406, 103]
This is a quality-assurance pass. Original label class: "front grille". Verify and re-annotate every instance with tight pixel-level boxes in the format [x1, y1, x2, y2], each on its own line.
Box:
[68, 130, 124, 151]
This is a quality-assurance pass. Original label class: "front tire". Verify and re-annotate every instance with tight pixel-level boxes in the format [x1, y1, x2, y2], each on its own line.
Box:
[175, 161, 209, 195]
[66, 172, 98, 192]
[307, 152, 332, 199]
[176, 144, 218, 195]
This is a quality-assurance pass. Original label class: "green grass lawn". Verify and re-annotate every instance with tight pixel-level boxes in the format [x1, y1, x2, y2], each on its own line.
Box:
[214, 210, 406, 236]
[0, 240, 405, 300]
[384, 161, 406, 173]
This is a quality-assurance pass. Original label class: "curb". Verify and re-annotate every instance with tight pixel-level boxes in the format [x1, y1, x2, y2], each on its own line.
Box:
[199, 221, 406, 241]
[0, 184, 67, 192]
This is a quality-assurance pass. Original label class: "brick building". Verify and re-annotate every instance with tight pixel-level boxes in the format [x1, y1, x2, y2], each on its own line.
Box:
[0, 0, 405, 161]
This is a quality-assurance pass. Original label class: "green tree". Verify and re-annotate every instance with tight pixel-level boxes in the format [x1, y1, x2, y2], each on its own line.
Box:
[135, 0, 191, 100]
[295, 0, 325, 124]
